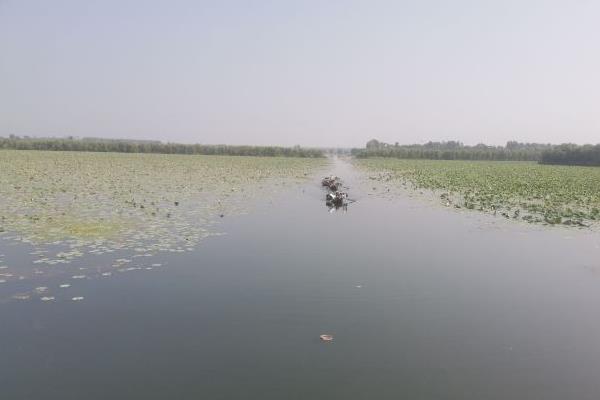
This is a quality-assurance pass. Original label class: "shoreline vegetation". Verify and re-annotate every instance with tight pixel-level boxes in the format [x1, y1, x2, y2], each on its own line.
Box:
[0, 136, 324, 158]
[352, 139, 600, 166]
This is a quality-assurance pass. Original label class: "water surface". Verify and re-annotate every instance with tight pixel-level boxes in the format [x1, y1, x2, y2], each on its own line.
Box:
[2, 158, 600, 399]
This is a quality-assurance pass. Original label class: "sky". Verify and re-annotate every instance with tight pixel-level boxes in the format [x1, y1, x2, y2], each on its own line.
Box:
[1, 0, 599, 148]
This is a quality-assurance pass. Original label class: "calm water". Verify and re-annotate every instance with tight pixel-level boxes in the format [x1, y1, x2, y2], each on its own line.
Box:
[2, 158, 600, 399]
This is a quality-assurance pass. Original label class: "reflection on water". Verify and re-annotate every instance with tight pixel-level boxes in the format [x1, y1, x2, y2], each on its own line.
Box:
[2, 158, 600, 399]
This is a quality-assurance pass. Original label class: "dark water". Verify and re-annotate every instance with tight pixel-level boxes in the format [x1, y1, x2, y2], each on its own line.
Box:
[2, 158, 600, 399]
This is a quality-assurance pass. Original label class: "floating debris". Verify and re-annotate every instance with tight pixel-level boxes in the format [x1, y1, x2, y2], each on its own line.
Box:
[71, 275, 86, 279]
[322, 176, 341, 191]
[319, 334, 334, 342]
[59, 284, 71, 288]
[322, 176, 350, 210]
[40, 296, 55, 302]
[326, 191, 348, 208]
[101, 272, 112, 277]
[72, 296, 84, 301]
[35, 286, 48, 293]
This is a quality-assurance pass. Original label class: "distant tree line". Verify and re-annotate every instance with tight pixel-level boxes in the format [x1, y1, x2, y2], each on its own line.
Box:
[352, 139, 552, 161]
[0, 136, 324, 158]
[352, 139, 600, 166]
[540, 144, 600, 166]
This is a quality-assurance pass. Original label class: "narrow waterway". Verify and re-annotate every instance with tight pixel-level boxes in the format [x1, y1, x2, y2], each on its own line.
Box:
[2, 157, 600, 399]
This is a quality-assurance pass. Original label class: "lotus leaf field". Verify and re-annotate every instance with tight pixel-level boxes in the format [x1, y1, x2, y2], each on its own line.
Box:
[0, 151, 324, 296]
[357, 158, 600, 227]
[0, 150, 325, 243]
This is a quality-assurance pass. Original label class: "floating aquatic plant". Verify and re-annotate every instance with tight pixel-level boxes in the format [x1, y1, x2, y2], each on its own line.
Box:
[0, 150, 325, 300]
[357, 159, 600, 228]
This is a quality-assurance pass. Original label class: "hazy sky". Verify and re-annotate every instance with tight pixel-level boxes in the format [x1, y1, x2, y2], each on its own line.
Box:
[1, 0, 599, 147]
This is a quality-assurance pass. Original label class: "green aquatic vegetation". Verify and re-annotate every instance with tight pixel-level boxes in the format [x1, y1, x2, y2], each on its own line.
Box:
[0, 150, 325, 301]
[357, 159, 600, 227]
[0, 150, 325, 253]
[7, 213, 128, 242]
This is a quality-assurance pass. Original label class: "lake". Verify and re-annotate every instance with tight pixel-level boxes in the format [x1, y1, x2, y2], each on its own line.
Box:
[2, 157, 600, 399]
